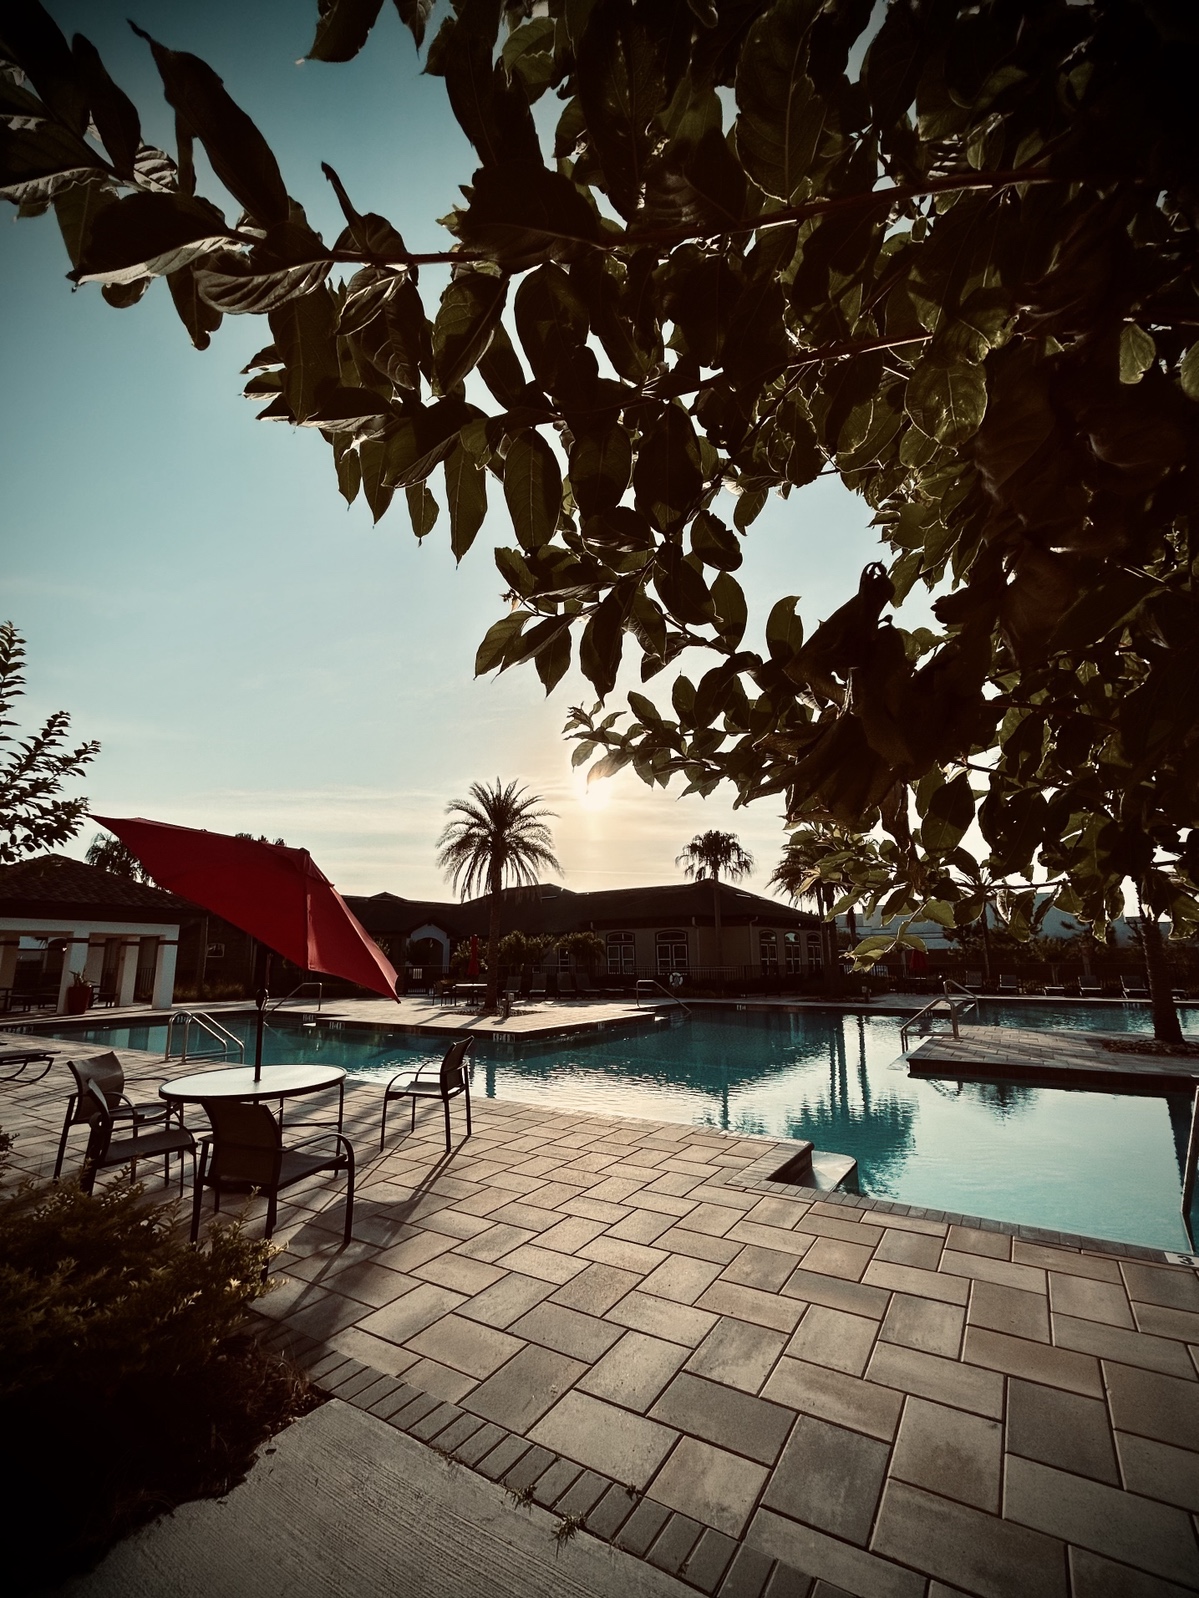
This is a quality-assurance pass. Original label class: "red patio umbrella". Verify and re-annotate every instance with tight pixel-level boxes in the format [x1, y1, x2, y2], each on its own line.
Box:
[466, 934, 480, 979]
[92, 816, 399, 1078]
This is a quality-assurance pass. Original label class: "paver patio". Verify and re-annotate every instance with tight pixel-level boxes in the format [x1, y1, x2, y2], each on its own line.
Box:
[6, 1024, 1199, 1597]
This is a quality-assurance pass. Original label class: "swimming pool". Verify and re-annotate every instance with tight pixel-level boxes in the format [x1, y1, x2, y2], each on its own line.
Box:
[32, 1002, 1199, 1251]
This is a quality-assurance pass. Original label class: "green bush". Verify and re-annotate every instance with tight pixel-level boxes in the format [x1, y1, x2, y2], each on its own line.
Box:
[0, 1152, 316, 1590]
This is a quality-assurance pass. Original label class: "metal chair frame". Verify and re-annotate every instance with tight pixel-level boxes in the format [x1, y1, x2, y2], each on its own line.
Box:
[78, 1079, 197, 1197]
[380, 1036, 473, 1154]
[190, 1097, 355, 1248]
[54, 1051, 177, 1180]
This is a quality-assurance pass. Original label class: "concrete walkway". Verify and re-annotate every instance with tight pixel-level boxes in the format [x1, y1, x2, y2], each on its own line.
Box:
[53, 1399, 694, 1598]
[909, 1022, 1199, 1094]
[8, 1034, 1199, 1595]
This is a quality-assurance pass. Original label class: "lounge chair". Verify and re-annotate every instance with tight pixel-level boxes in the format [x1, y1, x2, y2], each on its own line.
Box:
[54, 1051, 177, 1180]
[529, 970, 546, 1001]
[574, 970, 595, 999]
[0, 1047, 55, 1084]
[963, 971, 983, 989]
[79, 1079, 196, 1197]
[380, 1035, 473, 1154]
[191, 1097, 355, 1248]
[997, 974, 1021, 994]
[1122, 975, 1149, 999]
[1079, 980, 1103, 998]
[558, 972, 578, 999]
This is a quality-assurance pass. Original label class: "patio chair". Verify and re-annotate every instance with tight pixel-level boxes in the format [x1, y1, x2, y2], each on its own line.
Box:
[54, 1051, 177, 1180]
[1122, 975, 1149, 999]
[997, 974, 1021, 994]
[558, 972, 578, 999]
[191, 1097, 355, 1248]
[528, 971, 546, 1001]
[79, 1079, 197, 1197]
[574, 970, 595, 999]
[379, 1035, 473, 1154]
[0, 1047, 55, 1084]
[1079, 980, 1103, 997]
[963, 971, 983, 989]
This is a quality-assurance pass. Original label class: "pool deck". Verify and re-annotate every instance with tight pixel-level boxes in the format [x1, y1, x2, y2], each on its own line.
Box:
[908, 1023, 1199, 1096]
[8, 1032, 1199, 1597]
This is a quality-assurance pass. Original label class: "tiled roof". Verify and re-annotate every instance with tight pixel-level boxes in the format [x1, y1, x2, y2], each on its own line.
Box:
[345, 878, 816, 937]
[0, 853, 192, 919]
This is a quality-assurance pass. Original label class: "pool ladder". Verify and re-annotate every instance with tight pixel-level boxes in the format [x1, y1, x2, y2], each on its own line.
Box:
[164, 1009, 245, 1065]
[635, 978, 692, 1018]
[899, 980, 979, 1052]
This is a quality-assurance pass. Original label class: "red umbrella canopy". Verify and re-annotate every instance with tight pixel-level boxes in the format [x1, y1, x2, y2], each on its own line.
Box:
[93, 816, 399, 1000]
[466, 934, 480, 978]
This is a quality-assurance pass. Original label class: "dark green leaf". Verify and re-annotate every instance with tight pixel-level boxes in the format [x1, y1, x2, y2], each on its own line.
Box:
[406, 480, 439, 539]
[130, 22, 290, 225]
[570, 425, 632, 517]
[904, 360, 987, 446]
[167, 260, 222, 350]
[633, 405, 704, 531]
[691, 510, 741, 571]
[0, 122, 107, 204]
[734, 0, 824, 202]
[432, 269, 507, 393]
[0, 0, 89, 133]
[654, 547, 713, 626]
[766, 595, 804, 662]
[536, 625, 572, 693]
[583, 506, 655, 554]
[308, 0, 384, 62]
[920, 771, 974, 854]
[457, 161, 600, 270]
[580, 592, 625, 697]
[269, 284, 339, 422]
[71, 191, 232, 284]
[503, 431, 563, 552]
[195, 258, 329, 314]
[514, 263, 589, 391]
[358, 438, 394, 522]
[444, 445, 488, 562]
[475, 611, 528, 676]
[425, 10, 541, 169]
[1118, 323, 1155, 385]
[575, 0, 669, 221]
[71, 34, 140, 177]
[392, 0, 434, 50]
[52, 178, 116, 269]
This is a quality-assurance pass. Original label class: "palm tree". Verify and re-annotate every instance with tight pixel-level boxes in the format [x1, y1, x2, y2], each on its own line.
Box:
[85, 833, 148, 881]
[770, 824, 876, 980]
[436, 780, 561, 1012]
[676, 831, 754, 977]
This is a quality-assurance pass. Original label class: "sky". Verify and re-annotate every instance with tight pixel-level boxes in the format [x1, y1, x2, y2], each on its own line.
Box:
[2, 0, 905, 902]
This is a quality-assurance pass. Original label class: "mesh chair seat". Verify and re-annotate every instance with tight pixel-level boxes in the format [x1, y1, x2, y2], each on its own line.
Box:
[381, 1036, 473, 1153]
[80, 1082, 196, 1196]
[192, 1098, 355, 1249]
[55, 1050, 174, 1180]
[103, 1125, 199, 1167]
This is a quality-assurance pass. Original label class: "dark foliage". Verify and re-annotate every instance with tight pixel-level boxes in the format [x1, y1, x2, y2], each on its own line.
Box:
[0, 1164, 316, 1590]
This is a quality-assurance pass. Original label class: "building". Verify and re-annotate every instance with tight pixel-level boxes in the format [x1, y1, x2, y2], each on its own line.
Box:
[0, 854, 192, 1014]
[346, 880, 823, 984]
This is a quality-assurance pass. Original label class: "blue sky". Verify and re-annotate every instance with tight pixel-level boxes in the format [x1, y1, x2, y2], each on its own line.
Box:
[3, 0, 899, 899]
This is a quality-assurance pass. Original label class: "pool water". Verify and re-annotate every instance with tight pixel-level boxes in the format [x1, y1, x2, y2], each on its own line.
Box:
[37, 1002, 1199, 1252]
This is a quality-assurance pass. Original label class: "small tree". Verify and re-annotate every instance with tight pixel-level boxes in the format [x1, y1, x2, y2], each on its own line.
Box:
[436, 780, 561, 1013]
[0, 621, 99, 868]
[677, 831, 754, 974]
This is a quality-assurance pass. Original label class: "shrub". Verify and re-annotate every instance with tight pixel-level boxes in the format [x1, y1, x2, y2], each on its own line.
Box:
[0, 1154, 317, 1590]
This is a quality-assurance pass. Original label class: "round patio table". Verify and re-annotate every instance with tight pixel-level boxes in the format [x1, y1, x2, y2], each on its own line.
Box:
[159, 1063, 346, 1133]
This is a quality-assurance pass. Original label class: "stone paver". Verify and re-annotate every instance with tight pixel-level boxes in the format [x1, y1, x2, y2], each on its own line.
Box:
[8, 1018, 1199, 1598]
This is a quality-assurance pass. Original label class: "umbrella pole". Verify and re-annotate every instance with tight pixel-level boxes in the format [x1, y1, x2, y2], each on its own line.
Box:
[254, 951, 272, 1082]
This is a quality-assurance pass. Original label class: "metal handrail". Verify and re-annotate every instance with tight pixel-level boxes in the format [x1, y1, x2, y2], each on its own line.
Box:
[899, 980, 979, 1052]
[635, 978, 692, 1017]
[268, 980, 324, 1015]
[164, 1009, 245, 1065]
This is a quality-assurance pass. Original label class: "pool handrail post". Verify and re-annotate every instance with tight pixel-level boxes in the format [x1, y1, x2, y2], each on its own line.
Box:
[1181, 1080, 1199, 1244]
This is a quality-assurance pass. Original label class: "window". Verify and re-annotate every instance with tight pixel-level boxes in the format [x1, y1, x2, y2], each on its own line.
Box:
[759, 931, 779, 973]
[783, 931, 804, 974]
[607, 932, 635, 975]
[557, 945, 573, 971]
[656, 930, 689, 975]
[806, 933, 823, 972]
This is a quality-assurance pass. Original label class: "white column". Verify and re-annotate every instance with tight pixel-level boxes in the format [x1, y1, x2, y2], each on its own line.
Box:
[152, 936, 178, 1010]
[84, 940, 104, 985]
[117, 939, 140, 1007]
[57, 932, 89, 1012]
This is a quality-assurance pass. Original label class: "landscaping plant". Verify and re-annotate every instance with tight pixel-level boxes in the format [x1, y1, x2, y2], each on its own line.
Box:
[0, 1147, 315, 1590]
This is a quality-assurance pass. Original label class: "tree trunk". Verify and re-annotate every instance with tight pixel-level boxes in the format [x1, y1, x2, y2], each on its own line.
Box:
[822, 887, 840, 990]
[712, 875, 723, 989]
[979, 907, 993, 986]
[1138, 897, 1184, 1046]
[484, 877, 502, 1014]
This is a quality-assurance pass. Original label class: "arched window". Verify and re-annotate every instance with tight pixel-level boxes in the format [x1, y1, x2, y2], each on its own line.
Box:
[783, 930, 803, 974]
[656, 930, 689, 975]
[607, 931, 635, 975]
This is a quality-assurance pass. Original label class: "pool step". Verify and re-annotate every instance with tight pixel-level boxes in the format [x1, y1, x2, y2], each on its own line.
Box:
[732, 1138, 859, 1196]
